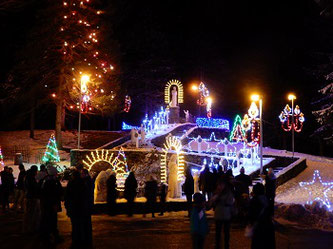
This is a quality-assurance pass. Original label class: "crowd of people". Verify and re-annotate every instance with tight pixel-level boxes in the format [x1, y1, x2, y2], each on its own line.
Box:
[0, 162, 277, 249]
[190, 166, 277, 249]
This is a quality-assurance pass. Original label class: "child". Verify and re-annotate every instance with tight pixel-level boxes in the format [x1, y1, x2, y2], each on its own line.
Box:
[190, 193, 209, 249]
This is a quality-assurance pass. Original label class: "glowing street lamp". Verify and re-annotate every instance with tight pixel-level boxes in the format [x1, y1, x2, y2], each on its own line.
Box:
[279, 94, 304, 158]
[78, 74, 90, 149]
[250, 94, 263, 174]
[191, 84, 198, 91]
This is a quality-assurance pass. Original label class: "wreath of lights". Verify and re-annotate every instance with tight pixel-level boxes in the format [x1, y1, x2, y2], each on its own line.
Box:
[164, 79, 184, 105]
[124, 95, 131, 113]
[279, 104, 305, 132]
[299, 170, 333, 210]
[160, 136, 185, 183]
[83, 148, 129, 190]
[242, 102, 260, 147]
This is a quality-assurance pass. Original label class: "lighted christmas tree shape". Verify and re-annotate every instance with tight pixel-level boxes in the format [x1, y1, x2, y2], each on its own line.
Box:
[229, 115, 246, 142]
[0, 146, 4, 167]
[42, 134, 60, 164]
[113, 147, 129, 190]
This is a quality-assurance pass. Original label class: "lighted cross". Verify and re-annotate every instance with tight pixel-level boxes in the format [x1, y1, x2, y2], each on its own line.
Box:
[299, 170, 333, 210]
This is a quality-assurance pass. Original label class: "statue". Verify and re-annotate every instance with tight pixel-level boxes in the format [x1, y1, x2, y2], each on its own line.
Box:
[184, 110, 190, 122]
[168, 154, 180, 198]
[94, 170, 112, 203]
[130, 128, 136, 145]
[134, 129, 139, 148]
[170, 86, 178, 107]
[140, 124, 146, 145]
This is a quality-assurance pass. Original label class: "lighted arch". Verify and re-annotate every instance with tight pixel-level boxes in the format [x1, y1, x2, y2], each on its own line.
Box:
[82, 148, 129, 190]
[160, 136, 185, 183]
[164, 79, 184, 105]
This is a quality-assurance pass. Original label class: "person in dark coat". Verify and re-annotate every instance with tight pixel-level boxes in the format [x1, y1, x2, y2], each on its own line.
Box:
[106, 174, 118, 216]
[158, 182, 168, 216]
[199, 166, 212, 201]
[235, 167, 252, 219]
[39, 166, 63, 243]
[248, 183, 275, 249]
[65, 170, 93, 248]
[13, 164, 26, 211]
[235, 167, 252, 195]
[1, 166, 14, 212]
[211, 168, 218, 193]
[264, 168, 276, 216]
[124, 172, 137, 217]
[23, 165, 40, 233]
[184, 169, 194, 217]
[144, 176, 158, 218]
[217, 166, 224, 180]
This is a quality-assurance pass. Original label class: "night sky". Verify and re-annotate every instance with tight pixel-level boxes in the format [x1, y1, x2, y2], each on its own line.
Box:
[1, 0, 332, 155]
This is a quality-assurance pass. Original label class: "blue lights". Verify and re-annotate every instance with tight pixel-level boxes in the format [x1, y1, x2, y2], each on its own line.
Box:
[196, 117, 230, 130]
[122, 122, 139, 130]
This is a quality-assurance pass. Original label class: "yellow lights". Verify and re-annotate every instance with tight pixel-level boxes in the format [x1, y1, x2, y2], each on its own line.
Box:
[64, 41, 68, 46]
[96, 11, 101, 15]
[191, 84, 198, 91]
[288, 94, 296, 101]
[81, 75, 90, 93]
[64, 15, 67, 19]
[250, 94, 260, 102]
[63, 2, 68, 6]
[206, 96, 213, 104]
[164, 79, 184, 104]
[110, 65, 114, 70]
[161, 136, 185, 183]
[51, 93, 56, 98]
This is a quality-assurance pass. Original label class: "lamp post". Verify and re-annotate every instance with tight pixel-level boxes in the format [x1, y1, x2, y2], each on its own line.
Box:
[78, 75, 90, 149]
[288, 94, 296, 157]
[251, 94, 263, 174]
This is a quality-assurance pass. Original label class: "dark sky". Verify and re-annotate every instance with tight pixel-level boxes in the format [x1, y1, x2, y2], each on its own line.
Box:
[1, 0, 332, 155]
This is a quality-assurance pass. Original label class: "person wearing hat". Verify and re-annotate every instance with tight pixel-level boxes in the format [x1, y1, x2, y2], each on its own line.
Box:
[190, 193, 209, 249]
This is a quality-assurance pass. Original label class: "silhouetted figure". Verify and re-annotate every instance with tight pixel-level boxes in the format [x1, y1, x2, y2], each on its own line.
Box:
[184, 169, 194, 217]
[210, 180, 235, 249]
[106, 174, 117, 216]
[190, 193, 209, 249]
[13, 164, 26, 211]
[212, 168, 218, 192]
[159, 182, 168, 216]
[36, 164, 47, 183]
[217, 166, 224, 179]
[199, 166, 212, 201]
[65, 170, 93, 248]
[235, 167, 252, 195]
[264, 168, 276, 216]
[248, 183, 275, 249]
[40, 166, 63, 243]
[1, 166, 14, 212]
[124, 172, 137, 217]
[144, 176, 158, 218]
[23, 165, 40, 233]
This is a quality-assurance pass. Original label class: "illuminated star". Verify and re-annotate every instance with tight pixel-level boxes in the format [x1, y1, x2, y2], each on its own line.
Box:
[299, 170, 333, 210]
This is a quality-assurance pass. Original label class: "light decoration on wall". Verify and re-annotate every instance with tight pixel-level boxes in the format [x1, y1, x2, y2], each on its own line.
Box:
[0, 146, 4, 167]
[160, 136, 185, 183]
[123, 95, 131, 113]
[42, 134, 61, 163]
[83, 148, 129, 190]
[142, 106, 169, 133]
[299, 170, 333, 210]
[122, 122, 140, 130]
[164, 79, 184, 105]
[197, 82, 210, 106]
[242, 102, 260, 147]
[196, 118, 229, 130]
[279, 104, 305, 132]
[229, 115, 246, 142]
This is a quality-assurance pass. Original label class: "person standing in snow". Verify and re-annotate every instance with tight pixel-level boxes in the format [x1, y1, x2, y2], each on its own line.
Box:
[124, 172, 137, 217]
[264, 168, 276, 216]
[184, 169, 194, 217]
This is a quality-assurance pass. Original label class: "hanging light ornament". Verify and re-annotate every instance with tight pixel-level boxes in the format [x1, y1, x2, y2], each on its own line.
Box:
[279, 104, 305, 132]
[124, 95, 131, 113]
[242, 102, 260, 147]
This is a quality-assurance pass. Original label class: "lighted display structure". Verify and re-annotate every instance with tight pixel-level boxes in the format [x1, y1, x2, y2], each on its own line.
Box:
[164, 79, 184, 105]
[83, 148, 129, 190]
[299, 170, 333, 210]
[42, 134, 60, 163]
[122, 122, 139, 130]
[196, 117, 229, 130]
[160, 136, 185, 183]
[279, 104, 305, 132]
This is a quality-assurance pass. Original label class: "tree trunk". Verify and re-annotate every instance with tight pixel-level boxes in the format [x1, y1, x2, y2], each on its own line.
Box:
[55, 70, 64, 149]
[29, 104, 35, 139]
[61, 103, 66, 130]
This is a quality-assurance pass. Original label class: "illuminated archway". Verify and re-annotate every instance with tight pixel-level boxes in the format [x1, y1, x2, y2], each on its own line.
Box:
[164, 79, 184, 105]
[83, 148, 129, 190]
[160, 136, 185, 183]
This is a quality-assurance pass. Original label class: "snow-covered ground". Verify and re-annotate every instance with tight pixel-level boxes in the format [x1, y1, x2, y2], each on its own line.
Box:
[265, 147, 333, 209]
